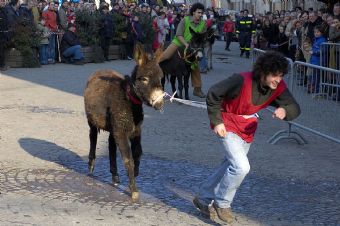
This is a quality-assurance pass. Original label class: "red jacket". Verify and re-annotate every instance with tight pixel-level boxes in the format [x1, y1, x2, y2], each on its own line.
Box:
[206, 18, 214, 28]
[42, 10, 57, 31]
[223, 21, 234, 33]
[220, 72, 286, 142]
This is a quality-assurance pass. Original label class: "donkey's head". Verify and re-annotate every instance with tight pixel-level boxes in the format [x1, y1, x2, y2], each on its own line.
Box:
[187, 27, 208, 61]
[131, 44, 165, 110]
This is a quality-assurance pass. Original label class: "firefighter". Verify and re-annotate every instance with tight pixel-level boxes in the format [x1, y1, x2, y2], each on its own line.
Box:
[236, 9, 255, 58]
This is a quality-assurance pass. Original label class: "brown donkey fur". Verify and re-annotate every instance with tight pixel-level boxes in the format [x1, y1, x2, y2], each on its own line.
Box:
[84, 45, 164, 202]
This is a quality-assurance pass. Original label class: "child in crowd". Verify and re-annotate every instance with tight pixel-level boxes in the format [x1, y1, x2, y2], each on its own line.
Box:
[309, 25, 326, 93]
[131, 15, 142, 44]
[302, 37, 312, 63]
[37, 18, 50, 65]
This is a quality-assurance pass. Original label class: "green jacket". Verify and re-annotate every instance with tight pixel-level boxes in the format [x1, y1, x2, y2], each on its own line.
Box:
[172, 16, 206, 47]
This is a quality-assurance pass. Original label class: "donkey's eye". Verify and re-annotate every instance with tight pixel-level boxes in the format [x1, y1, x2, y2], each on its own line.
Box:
[138, 77, 149, 82]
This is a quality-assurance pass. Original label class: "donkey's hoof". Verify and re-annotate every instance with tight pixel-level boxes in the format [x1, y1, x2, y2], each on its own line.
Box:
[112, 175, 120, 185]
[131, 192, 140, 203]
[88, 159, 95, 173]
[88, 165, 95, 174]
[134, 169, 139, 177]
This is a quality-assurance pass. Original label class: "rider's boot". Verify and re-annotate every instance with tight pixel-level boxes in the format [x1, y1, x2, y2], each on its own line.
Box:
[193, 87, 206, 98]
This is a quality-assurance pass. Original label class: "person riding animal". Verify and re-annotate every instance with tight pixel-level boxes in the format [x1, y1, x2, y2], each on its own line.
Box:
[158, 3, 207, 98]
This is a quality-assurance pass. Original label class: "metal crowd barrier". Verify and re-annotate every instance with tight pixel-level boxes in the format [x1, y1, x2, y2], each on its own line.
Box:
[287, 61, 340, 143]
[320, 43, 340, 70]
[253, 48, 340, 144]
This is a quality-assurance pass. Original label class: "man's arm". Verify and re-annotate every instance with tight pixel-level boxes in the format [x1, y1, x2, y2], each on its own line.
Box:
[175, 18, 189, 47]
[270, 89, 301, 121]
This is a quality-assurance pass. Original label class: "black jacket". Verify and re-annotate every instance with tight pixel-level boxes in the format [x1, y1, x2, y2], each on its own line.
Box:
[18, 4, 34, 24]
[61, 30, 81, 53]
[99, 13, 114, 38]
[306, 16, 323, 41]
[5, 5, 19, 29]
[4, 5, 19, 40]
[0, 7, 8, 42]
[262, 24, 279, 44]
[236, 16, 255, 34]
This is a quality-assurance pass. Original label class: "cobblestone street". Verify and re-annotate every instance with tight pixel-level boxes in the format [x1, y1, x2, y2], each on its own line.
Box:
[0, 41, 339, 226]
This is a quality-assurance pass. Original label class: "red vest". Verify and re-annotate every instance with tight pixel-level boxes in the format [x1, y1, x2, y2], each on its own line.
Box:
[220, 72, 287, 143]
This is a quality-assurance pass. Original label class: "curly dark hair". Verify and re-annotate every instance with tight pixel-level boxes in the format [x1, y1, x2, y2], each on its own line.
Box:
[189, 3, 205, 16]
[252, 51, 289, 81]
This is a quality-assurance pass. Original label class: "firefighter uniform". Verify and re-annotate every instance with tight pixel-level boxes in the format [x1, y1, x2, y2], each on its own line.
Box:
[236, 16, 255, 58]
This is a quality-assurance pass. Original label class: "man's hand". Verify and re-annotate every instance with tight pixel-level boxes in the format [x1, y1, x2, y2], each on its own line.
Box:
[214, 123, 227, 138]
[272, 107, 286, 120]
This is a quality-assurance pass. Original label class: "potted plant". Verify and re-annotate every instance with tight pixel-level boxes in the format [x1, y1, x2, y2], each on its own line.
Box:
[76, 10, 104, 63]
[6, 18, 41, 68]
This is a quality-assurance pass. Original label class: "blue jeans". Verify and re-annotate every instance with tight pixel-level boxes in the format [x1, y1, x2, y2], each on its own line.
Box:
[62, 45, 84, 60]
[197, 132, 251, 208]
[39, 44, 49, 65]
[48, 34, 56, 63]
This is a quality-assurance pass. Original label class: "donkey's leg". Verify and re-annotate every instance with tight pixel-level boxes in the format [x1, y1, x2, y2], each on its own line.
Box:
[130, 129, 142, 177]
[109, 132, 120, 184]
[184, 70, 190, 100]
[170, 75, 178, 97]
[161, 75, 165, 91]
[88, 122, 98, 174]
[177, 75, 184, 99]
[115, 133, 139, 202]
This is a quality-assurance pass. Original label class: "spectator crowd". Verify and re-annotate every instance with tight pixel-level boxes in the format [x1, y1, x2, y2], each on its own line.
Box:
[250, 4, 339, 65]
[0, 0, 213, 69]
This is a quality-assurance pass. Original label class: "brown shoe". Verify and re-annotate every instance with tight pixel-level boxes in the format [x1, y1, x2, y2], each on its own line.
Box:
[213, 202, 233, 224]
[193, 87, 206, 98]
[193, 197, 210, 217]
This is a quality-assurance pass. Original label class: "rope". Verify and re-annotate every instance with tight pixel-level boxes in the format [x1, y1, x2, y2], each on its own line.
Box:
[164, 91, 207, 109]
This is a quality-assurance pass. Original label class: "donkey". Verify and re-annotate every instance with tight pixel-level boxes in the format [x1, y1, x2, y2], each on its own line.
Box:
[84, 44, 164, 202]
[160, 27, 207, 100]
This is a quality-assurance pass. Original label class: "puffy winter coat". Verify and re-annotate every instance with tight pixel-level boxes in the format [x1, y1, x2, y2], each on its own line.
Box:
[310, 35, 326, 65]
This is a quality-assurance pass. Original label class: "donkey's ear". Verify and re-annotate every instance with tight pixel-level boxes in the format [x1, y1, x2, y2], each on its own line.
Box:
[154, 44, 163, 63]
[134, 43, 148, 66]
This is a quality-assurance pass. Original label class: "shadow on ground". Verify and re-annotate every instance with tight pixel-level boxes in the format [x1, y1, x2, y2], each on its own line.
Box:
[18, 137, 219, 225]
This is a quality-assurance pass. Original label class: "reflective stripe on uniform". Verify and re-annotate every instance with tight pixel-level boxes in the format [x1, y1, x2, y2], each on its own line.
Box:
[246, 21, 252, 24]
[240, 21, 245, 24]
[244, 48, 251, 50]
